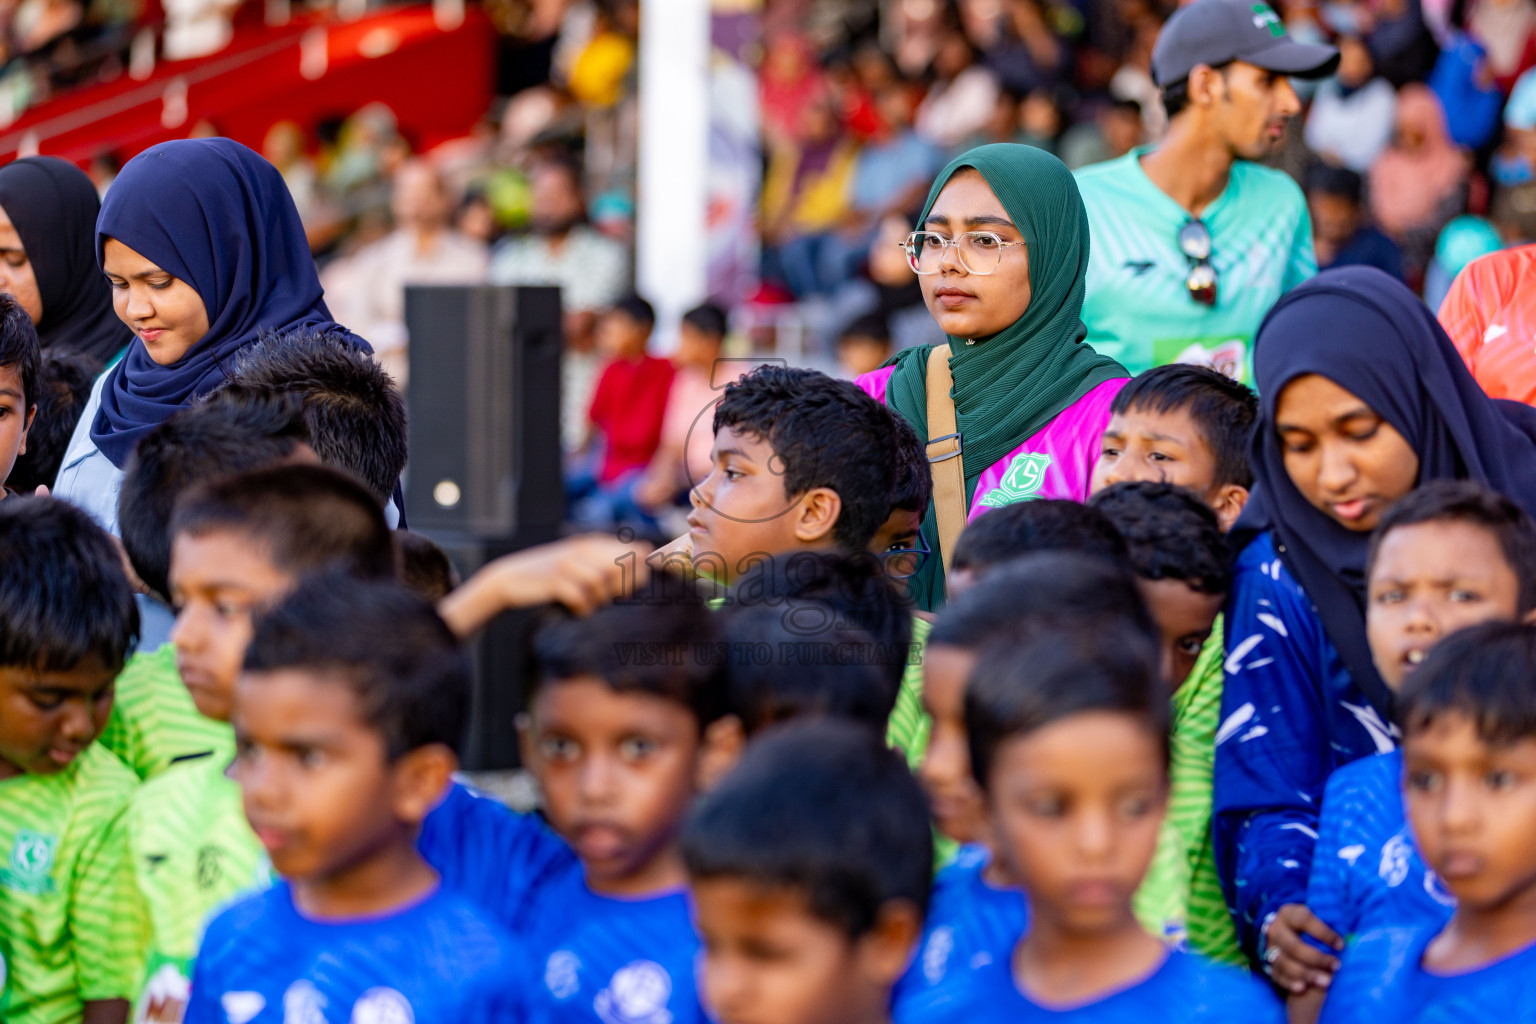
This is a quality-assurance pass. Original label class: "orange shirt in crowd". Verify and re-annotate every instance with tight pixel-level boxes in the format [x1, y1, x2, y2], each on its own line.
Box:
[1438, 245, 1536, 405]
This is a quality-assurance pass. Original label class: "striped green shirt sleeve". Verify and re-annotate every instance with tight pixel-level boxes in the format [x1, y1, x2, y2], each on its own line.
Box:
[1133, 615, 1246, 965]
[0, 743, 146, 1024]
[885, 615, 932, 770]
[98, 643, 234, 781]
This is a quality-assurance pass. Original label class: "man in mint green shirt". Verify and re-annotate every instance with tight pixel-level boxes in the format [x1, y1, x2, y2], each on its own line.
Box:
[1077, 0, 1338, 381]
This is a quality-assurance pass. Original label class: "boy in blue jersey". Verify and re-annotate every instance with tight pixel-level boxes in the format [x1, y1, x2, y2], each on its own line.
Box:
[904, 621, 1281, 1024]
[1320, 621, 1536, 1022]
[683, 719, 930, 1024]
[898, 554, 1157, 1016]
[184, 574, 527, 1024]
[160, 466, 577, 931]
[1290, 482, 1536, 1018]
[520, 596, 734, 1024]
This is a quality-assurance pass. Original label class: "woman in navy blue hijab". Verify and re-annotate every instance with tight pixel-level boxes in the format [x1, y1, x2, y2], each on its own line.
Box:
[54, 138, 369, 531]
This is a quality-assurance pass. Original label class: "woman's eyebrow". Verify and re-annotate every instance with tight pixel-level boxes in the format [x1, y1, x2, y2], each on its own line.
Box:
[922, 213, 1017, 230]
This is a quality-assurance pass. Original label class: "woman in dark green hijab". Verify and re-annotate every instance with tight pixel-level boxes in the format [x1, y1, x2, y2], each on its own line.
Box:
[860, 143, 1127, 610]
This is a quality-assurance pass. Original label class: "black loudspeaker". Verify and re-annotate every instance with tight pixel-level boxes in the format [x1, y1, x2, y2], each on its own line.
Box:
[403, 285, 566, 770]
[403, 284, 564, 535]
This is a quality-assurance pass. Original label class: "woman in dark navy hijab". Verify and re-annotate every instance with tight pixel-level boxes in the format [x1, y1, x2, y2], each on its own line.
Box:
[1211, 265, 1536, 977]
[54, 138, 369, 531]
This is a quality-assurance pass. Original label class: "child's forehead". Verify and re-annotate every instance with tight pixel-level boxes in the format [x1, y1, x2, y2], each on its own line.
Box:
[172, 526, 293, 583]
[1371, 518, 1513, 576]
[1112, 403, 1209, 448]
[534, 673, 698, 726]
[996, 711, 1165, 776]
[0, 361, 23, 394]
[0, 656, 115, 693]
[712, 424, 774, 458]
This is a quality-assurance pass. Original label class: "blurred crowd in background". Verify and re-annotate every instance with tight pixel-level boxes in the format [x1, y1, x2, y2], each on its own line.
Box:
[16, 0, 1536, 522]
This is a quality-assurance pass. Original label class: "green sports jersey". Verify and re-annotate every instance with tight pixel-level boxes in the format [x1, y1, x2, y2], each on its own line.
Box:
[1076, 149, 1316, 382]
[99, 644, 232, 781]
[1133, 616, 1244, 965]
[0, 743, 146, 1024]
[129, 749, 266, 1024]
[884, 616, 958, 868]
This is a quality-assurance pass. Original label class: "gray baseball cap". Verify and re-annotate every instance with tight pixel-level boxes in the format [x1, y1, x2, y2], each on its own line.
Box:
[1152, 0, 1340, 87]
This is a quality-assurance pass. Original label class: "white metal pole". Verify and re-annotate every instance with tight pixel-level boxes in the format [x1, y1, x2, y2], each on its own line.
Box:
[635, 0, 711, 353]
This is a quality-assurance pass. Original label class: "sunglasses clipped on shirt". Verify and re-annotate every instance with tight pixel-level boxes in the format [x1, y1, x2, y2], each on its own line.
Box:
[1178, 219, 1218, 307]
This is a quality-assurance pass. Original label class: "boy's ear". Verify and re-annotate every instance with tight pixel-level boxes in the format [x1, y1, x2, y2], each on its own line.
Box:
[391, 743, 457, 826]
[856, 900, 925, 985]
[696, 715, 746, 791]
[1210, 484, 1249, 534]
[17, 404, 33, 456]
[793, 487, 843, 544]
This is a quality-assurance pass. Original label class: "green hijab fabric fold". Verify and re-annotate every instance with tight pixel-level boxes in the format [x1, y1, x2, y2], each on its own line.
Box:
[884, 144, 1125, 609]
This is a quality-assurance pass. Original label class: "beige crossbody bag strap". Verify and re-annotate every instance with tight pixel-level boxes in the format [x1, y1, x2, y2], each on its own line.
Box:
[924, 344, 966, 576]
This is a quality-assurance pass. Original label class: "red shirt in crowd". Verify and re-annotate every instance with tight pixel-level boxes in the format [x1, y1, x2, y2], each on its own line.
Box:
[587, 353, 676, 483]
[1438, 245, 1536, 406]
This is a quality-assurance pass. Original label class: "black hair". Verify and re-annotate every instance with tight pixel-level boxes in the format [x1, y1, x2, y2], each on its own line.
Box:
[118, 390, 310, 603]
[1111, 363, 1259, 490]
[1090, 482, 1231, 595]
[171, 465, 397, 585]
[840, 312, 891, 345]
[713, 366, 898, 550]
[0, 495, 139, 674]
[1398, 621, 1536, 745]
[534, 595, 727, 728]
[1369, 480, 1536, 615]
[887, 409, 932, 515]
[683, 718, 933, 936]
[1305, 163, 1364, 205]
[394, 529, 460, 601]
[7, 350, 96, 493]
[222, 326, 407, 504]
[931, 550, 1156, 650]
[244, 572, 469, 759]
[966, 619, 1167, 788]
[728, 551, 915, 695]
[950, 499, 1129, 577]
[0, 292, 40, 412]
[681, 302, 728, 340]
[720, 603, 898, 735]
[610, 293, 657, 330]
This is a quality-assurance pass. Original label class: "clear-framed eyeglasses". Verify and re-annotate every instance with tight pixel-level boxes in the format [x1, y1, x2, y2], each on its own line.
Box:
[901, 230, 1027, 276]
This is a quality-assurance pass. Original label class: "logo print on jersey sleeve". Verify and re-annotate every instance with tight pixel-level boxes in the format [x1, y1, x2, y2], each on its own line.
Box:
[595, 961, 674, 1024]
[977, 453, 1052, 509]
[1, 830, 57, 894]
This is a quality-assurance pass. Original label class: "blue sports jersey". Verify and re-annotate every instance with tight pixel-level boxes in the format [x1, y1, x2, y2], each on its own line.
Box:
[183, 881, 526, 1024]
[417, 780, 575, 932]
[893, 845, 1029, 1020]
[521, 861, 706, 1024]
[1306, 751, 1454, 944]
[900, 949, 1281, 1024]
[1320, 924, 1536, 1023]
[1213, 532, 1397, 958]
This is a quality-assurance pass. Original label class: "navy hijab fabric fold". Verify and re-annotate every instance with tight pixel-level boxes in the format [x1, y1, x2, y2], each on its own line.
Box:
[1237, 265, 1536, 713]
[0, 156, 131, 364]
[90, 138, 368, 468]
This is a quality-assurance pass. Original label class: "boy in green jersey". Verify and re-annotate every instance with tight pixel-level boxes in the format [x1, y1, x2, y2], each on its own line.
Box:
[106, 389, 316, 780]
[130, 464, 398, 1024]
[0, 496, 145, 1024]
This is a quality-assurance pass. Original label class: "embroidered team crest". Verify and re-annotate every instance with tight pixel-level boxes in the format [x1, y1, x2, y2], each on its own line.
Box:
[1251, 3, 1284, 36]
[2, 830, 57, 895]
[978, 453, 1052, 509]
